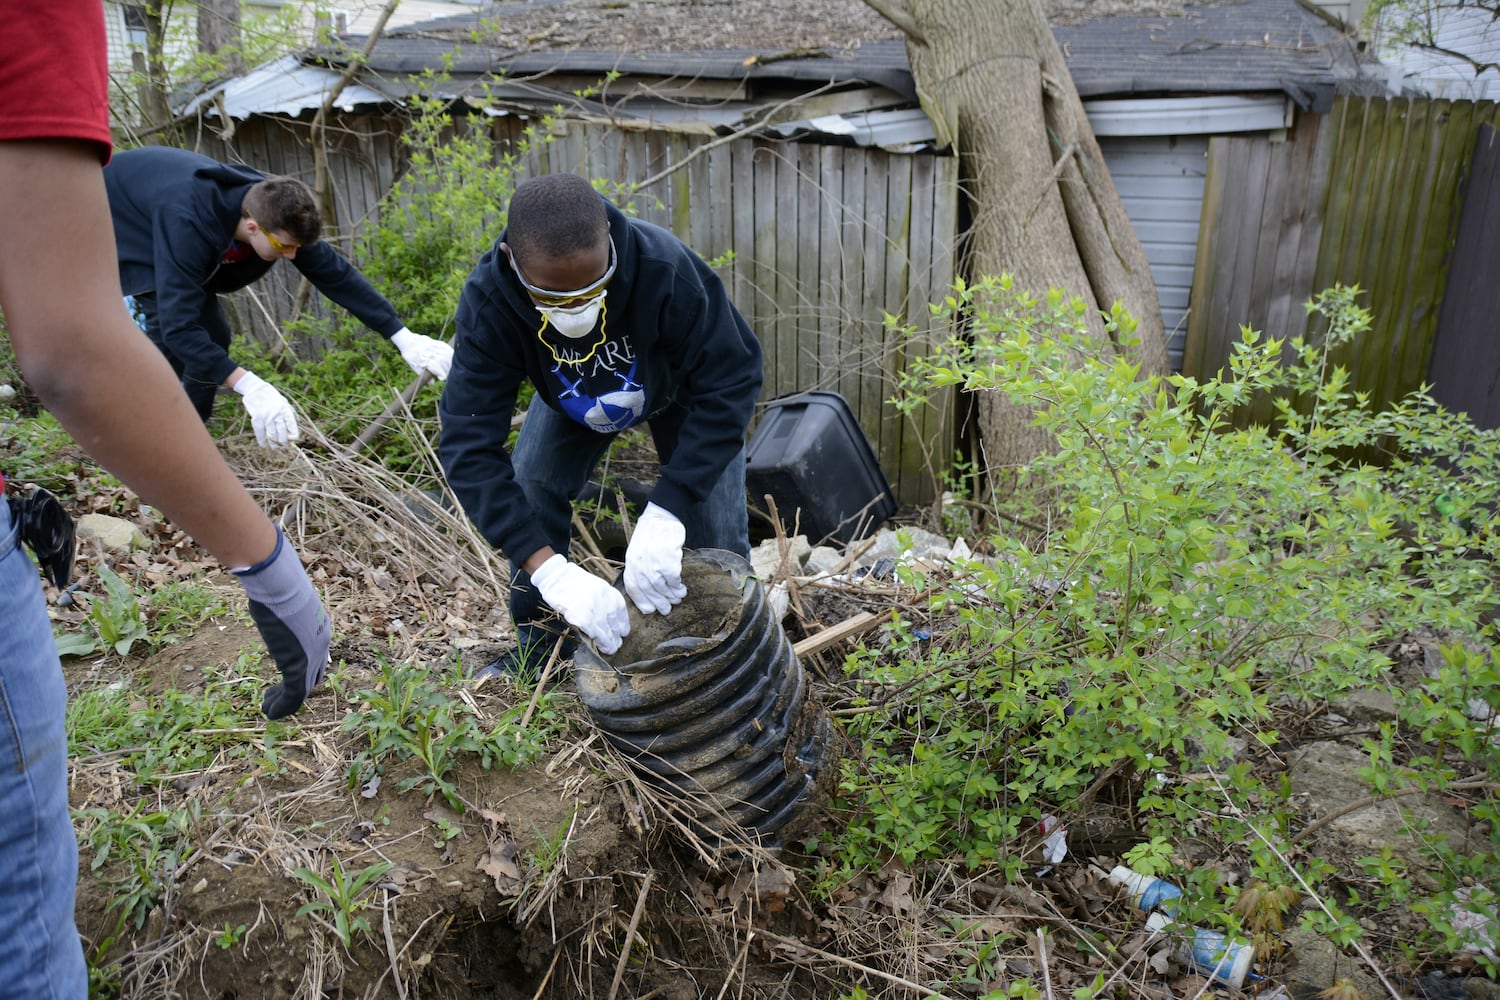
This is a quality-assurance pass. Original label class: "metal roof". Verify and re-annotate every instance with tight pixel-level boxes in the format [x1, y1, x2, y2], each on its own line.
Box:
[179, 55, 390, 119]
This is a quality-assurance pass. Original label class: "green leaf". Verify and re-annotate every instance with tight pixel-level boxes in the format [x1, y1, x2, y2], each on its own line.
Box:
[53, 632, 100, 657]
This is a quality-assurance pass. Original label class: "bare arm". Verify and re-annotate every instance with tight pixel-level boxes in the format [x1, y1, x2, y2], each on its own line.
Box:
[0, 139, 275, 567]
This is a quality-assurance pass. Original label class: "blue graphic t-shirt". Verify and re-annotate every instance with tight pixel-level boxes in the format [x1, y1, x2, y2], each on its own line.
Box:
[538, 323, 647, 433]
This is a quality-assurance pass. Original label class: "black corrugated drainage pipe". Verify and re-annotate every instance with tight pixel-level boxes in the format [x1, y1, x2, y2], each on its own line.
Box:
[574, 548, 832, 850]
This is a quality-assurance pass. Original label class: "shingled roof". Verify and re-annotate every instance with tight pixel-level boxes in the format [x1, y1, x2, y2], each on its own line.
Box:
[331, 0, 1382, 110]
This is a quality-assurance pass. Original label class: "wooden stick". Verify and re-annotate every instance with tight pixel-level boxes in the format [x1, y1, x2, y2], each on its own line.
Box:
[353, 372, 431, 453]
[608, 872, 654, 1000]
[792, 611, 882, 657]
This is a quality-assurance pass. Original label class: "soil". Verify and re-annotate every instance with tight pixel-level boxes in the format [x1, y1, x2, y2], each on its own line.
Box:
[57, 502, 1500, 1000]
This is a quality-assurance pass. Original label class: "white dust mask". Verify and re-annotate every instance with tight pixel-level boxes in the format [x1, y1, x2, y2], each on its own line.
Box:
[540, 292, 605, 339]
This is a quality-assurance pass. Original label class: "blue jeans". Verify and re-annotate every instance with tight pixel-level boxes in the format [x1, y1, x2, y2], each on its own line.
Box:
[124, 292, 228, 422]
[0, 501, 86, 999]
[508, 395, 749, 652]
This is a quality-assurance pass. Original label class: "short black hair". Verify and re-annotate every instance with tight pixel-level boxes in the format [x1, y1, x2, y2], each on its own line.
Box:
[243, 177, 322, 245]
[506, 174, 608, 264]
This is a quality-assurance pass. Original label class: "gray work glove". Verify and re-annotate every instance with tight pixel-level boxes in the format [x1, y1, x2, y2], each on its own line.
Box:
[233, 526, 332, 719]
[530, 553, 630, 655]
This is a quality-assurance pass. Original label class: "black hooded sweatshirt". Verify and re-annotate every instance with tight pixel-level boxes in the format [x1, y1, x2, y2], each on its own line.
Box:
[438, 198, 763, 567]
[104, 147, 402, 387]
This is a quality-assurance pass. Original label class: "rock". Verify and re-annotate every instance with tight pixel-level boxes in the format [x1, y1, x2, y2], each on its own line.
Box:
[1330, 686, 1399, 723]
[75, 513, 148, 553]
[804, 545, 846, 577]
[751, 535, 810, 580]
[1280, 926, 1381, 998]
[1287, 742, 1472, 871]
[860, 526, 953, 565]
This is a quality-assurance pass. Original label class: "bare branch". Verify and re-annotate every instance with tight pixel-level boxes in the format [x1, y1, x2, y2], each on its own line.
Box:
[312, 0, 401, 222]
[627, 79, 845, 193]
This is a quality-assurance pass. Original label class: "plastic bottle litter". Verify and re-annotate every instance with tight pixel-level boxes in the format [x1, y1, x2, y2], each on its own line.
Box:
[1145, 911, 1256, 989]
[1107, 865, 1183, 916]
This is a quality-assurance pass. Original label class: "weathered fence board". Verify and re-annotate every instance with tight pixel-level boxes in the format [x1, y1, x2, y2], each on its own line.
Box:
[1185, 95, 1500, 429]
[1428, 122, 1500, 427]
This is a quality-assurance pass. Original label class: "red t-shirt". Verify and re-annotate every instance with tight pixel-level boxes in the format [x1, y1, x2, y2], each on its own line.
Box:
[0, 0, 114, 161]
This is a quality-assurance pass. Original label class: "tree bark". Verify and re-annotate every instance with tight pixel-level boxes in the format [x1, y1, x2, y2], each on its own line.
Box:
[137, 4, 173, 137]
[196, 0, 244, 76]
[868, 0, 1169, 474]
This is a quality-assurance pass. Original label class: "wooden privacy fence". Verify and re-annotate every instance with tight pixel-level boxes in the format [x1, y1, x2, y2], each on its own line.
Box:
[189, 111, 960, 506]
[1185, 94, 1500, 425]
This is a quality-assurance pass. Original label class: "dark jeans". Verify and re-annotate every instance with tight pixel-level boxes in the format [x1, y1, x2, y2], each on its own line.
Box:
[126, 292, 230, 422]
[507, 393, 750, 653]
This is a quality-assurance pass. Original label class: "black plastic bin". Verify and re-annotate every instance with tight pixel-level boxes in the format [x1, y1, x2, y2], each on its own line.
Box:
[745, 390, 897, 546]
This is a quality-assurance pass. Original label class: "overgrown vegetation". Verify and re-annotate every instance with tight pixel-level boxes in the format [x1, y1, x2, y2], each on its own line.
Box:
[810, 276, 1500, 993]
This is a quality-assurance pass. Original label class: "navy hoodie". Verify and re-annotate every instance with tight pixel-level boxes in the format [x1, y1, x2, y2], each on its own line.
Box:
[439, 199, 763, 566]
[104, 147, 402, 387]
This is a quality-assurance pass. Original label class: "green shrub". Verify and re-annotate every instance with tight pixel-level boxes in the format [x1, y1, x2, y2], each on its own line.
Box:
[826, 277, 1500, 971]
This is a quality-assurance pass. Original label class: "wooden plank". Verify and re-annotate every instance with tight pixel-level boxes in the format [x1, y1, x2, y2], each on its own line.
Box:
[792, 611, 882, 657]
[642, 130, 674, 229]
[1353, 98, 1411, 406]
[753, 140, 780, 396]
[1244, 135, 1291, 352]
[1401, 98, 1481, 401]
[1323, 98, 1382, 307]
[795, 142, 823, 395]
[859, 149, 889, 440]
[924, 154, 960, 505]
[881, 153, 913, 499]
[1282, 103, 1339, 351]
[730, 138, 759, 386]
[904, 151, 940, 505]
[838, 145, 868, 410]
[1184, 135, 1232, 380]
[1372, 97, 1433, 407]
[1429, 119, 1500, 425]
[1220, 136, 1270, 370]
[817, 143, 845, 398]
[775, 143, 801, 399]
[707, 140, 733, 266]
[685, 134, 711, 257]
[1262, 112, 1326, 342]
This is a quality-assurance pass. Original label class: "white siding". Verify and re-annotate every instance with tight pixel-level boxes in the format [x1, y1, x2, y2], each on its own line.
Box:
[1098, 135, 1210, 372]
[102, 0, 480, 76]
[1373, 3, 1500, 97]
[1308, 0, 1370, 28]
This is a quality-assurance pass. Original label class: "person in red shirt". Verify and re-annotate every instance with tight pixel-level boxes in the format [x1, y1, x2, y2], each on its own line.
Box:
[0, 4, 333, 995]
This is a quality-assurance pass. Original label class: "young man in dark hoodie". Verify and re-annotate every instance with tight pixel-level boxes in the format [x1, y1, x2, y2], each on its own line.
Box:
[104, 146, 453, 447]
[439, 173, 763, 677]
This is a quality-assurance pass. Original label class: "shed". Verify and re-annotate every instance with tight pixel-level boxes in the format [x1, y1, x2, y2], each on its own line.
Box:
[181, 0, 1388, 503]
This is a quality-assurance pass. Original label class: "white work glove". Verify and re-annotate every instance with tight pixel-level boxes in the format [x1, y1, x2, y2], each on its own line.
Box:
[530, 553, 630, 655]
[232, 371, 299, 448]
[390, 327, 453, 380]
[623, 502, 687, 615]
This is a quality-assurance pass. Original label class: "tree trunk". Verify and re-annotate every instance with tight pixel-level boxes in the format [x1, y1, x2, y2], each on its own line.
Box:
[196, 0, 244, 76]
[866, 0, 1169, 476]
[137, 4, 172, 138]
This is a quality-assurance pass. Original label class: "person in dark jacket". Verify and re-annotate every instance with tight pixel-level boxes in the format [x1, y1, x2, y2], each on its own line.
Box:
[104, 146, 452, 447]
[439, 173, 763, 678]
